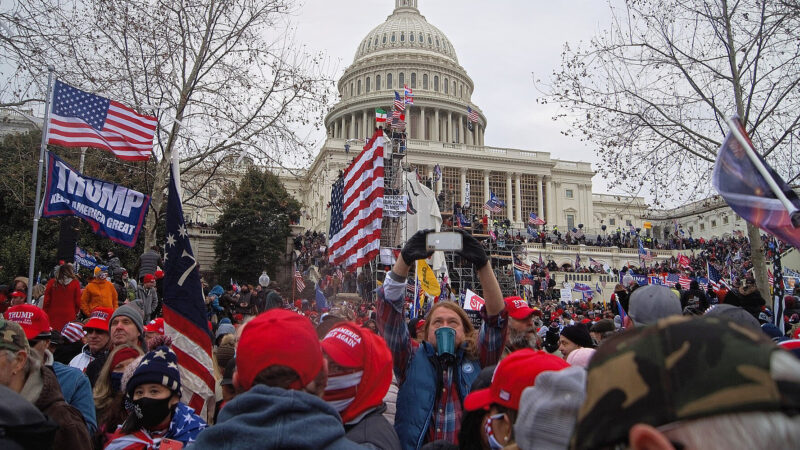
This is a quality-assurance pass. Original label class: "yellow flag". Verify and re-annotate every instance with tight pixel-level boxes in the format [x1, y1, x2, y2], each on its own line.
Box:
[417, 260, 441, 297]
[643, 222, 652, 229]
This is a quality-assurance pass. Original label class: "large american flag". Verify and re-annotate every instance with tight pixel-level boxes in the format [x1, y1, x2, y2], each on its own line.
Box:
[46, 80, 156, 161]
[666, 273, 692, 290]
[162, 162, 215, 419]
[294, 263, 306, 292]
[328, 129, 385, 269]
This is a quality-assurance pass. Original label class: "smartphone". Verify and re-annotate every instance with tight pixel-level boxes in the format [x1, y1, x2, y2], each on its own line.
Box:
[426, 232, 463, 252]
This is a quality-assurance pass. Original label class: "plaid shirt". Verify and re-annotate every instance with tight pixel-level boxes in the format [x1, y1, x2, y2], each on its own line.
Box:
[377, 275, 508, 445]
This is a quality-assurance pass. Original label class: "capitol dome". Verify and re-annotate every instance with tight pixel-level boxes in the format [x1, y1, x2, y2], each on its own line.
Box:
[353, 0, 459, 64]
[325, 0, 486, 146]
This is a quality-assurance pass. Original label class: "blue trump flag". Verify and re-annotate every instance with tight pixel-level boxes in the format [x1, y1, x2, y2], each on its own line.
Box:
[316, 283, 328, 312]
[712, 117, 800, 248]
[43, 152, 150, 247]
[162, 162, 215, 414]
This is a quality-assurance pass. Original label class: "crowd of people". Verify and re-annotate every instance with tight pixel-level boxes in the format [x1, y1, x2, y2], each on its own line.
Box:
[1, 227, 799, 449]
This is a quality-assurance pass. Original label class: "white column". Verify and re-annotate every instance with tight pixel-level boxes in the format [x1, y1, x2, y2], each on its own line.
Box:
[447, 111, 453, 143]
[483, 170, 490, 204]
[505, 173, 513, 222]
[553, 181, 561, 227]
[466, 120, 472, 145]
[537, 176, 544, 218]
[473, 121, 478, 146]
[420, 107, 426, 140]
[349, 113, 355, 139]
[515, 173, 522, 224]
[362, 109, 369, 138]
[460, 167, 467, 206]
[434, 109, 440, 141]
[459, 115, 465, 144]
[479, 124, 484, 145]
[333, 120, 339, 139]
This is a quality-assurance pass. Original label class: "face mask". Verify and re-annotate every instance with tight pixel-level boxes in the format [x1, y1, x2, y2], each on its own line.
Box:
[485, 413, 506, 450]
[98, 273, 108, 280]
[110, 372, 123, 393]
[131, 396, 174, 429]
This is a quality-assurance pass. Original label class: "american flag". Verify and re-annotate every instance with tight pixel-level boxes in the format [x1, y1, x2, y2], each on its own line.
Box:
[588, 257, 604, 270]
[666, 273, 692, 290]
[483, 191, 503, 213]
[467, 106, 478, 123]
[162, 162, 215, 419]
[391, 110, 406, 131]
[528, 212, 546, 225]
[404, 85, 414, 104]
[394, 91, 405, 111]
[328, 129, 385, 269]
[707, 262, 724, 292]
[46, 80, 156, 161]
[294, 264, 306, 292]
[513, 260, 531, 273]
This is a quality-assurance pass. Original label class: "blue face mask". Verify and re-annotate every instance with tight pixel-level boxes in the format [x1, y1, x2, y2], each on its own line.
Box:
[110, 372, 123, 393]
[485, 413, 506, 450]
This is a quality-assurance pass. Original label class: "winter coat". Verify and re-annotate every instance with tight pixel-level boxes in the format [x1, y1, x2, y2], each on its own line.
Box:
[22, 363, 91, 450]
[190, 384, 367, 450]
[395, 343, 481, 450]
[52, 360, 97, 435]
[80, 278, 118, 316]
[137, 249, 161, 279]
[345, 404, 401, 450]
[382, 374, 399, 425]
[134, 285, 159, 321]
[43, 278, 82, 331]
[105, 402, 207, 449]
[68, 344, 106, 374]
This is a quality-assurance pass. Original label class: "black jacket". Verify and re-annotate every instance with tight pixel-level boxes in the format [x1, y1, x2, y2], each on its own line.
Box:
[344, 403, 401, 450]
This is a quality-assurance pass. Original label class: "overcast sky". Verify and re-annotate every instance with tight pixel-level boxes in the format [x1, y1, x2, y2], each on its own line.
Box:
[291, 0, 623, 195]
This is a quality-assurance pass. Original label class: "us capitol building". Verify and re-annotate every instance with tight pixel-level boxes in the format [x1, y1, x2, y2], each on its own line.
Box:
[279, 0, 647, 235]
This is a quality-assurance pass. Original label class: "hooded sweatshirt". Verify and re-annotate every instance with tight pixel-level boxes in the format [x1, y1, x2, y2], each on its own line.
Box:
[190, 384, 367, 450]
[80, 278, 119, 316]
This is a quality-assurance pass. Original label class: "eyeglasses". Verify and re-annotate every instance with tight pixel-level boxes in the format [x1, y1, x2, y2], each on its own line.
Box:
[84, 328, 107, 335]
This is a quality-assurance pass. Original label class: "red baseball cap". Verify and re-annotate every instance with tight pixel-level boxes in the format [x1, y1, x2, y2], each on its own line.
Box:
[464, 349, 570, 411]
[85, 307, 114, 331]
[504, 296, 535, 320]
[415, 319, 427, 331]
[5, 304, 51, 341]
[143, 274, 155, 284]
[10, 291, 26, 299]
[144, 318, 165, 335]
[321, 323, 366, 368]
[236, 309, 323, 391]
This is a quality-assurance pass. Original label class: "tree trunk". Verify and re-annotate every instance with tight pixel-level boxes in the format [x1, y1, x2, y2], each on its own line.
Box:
[143, 158, 171, 249]
[747, 222, 769, 302]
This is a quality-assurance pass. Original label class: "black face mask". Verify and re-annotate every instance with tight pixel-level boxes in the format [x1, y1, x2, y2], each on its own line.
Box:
[132, 397, 175, 429]
[110, 372, 123, 393]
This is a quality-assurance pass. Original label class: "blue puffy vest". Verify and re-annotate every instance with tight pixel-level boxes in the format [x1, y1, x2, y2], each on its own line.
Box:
[394, 341, 481, 450]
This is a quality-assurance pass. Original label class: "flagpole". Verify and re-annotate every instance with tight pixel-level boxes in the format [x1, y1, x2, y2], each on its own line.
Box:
[414, 260, 419, 318]
[511, 248, 518, 296]
[726, 117, 799, 221]
[27, 67, 55, 303]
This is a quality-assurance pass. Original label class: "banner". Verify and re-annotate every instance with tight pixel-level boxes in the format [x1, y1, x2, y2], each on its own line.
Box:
[464, 182, 470, 208]
[43, 153, 150, 247]
[383, 195, 407, 218]
[417, 259, 441, 297]
[73, 246, 107, 272]
[620, 273, 649, 286]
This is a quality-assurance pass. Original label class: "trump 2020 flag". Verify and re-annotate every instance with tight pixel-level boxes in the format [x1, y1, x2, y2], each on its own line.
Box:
[712, 118, 800, 248]
[162, 163, 215, 419]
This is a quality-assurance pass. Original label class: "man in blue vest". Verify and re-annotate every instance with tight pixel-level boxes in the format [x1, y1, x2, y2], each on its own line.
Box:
[377, 230, 508, 449]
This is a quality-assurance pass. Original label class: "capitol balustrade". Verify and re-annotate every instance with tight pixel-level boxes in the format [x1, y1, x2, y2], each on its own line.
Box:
[325, 137, 551, 163]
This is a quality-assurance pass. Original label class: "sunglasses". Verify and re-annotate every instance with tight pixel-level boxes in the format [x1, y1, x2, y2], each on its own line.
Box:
[84, 328, 107, 335]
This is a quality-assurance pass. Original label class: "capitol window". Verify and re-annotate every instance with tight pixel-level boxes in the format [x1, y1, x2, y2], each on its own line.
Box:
[399, 72, 405, 88]
[428, 34, 432, 44]
[444, 78, 448, 94]
[383, 34, 387, 44]
[460, 85, 463, 98]
[366, 77, 371, 93]
[453, 81, 457, 95]
[387, 73, 393, 89]
[400, 32, 405, 42]
[423, 74, 428, 89]
[419, 33, 424, 43]
[567, 214, 575, 230]
[435, 37, 440, 47]
[565, 189, 573, 198]
[626, 219, 632, 226]
[350, 82, 354, 97]
[434, 75, 439, 92]
[411, 73, 417, 88]
[410, 33, 414, 42]
[357, 79, 361, 95]
[700, 223, 705, 231]
[391, 33, 396, 43]
[711, 220, 717, 228]
[376, 75, 381, 90]
[723, 216, 729, 224]
[368, 38, 371, 48]
[609, 218, 616, 226]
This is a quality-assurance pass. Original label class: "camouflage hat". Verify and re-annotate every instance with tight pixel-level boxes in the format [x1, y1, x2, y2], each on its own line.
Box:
[0, 318, 30, 353]
[571, 316, 800, 450]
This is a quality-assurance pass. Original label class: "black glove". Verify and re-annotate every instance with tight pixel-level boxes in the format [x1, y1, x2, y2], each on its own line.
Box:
[401, 229, 434, 265]
[455, 229, 489, 269]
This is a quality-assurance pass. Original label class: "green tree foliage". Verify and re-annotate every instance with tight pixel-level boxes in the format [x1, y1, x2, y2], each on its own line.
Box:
[0, 131, 155, 283]
[214, 167, 300, 284]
